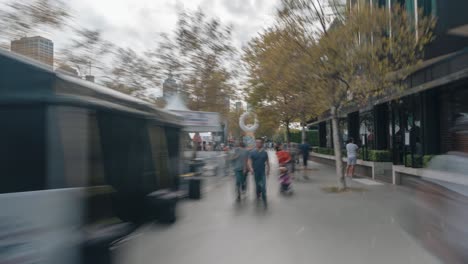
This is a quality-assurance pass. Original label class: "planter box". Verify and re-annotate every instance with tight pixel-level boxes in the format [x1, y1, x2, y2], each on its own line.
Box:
[393, 165, 468, 187]
[310, 152, 393, 182]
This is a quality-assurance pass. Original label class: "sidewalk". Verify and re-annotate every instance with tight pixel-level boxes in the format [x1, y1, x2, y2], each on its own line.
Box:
[115, 161, 447, 264]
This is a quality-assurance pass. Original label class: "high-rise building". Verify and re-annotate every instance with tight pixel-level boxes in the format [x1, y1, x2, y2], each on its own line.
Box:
[11, 36, 54, 66]
[347, 0, 468, 58]
[163, 74, 178, 98]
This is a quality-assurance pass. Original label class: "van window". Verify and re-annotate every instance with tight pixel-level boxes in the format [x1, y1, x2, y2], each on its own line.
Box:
[0, 107, 46, 193]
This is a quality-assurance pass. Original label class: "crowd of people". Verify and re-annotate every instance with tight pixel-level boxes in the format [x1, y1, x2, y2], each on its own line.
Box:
[189, 133, 362, 207]
[228, 138, 312, 207]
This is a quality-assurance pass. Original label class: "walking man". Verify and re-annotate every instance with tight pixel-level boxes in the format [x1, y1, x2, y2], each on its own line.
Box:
[231, 142, 249, 201]
[300, 139, 311, 169]
[346, 138, 359, 178]
[248, 138, 270, 206]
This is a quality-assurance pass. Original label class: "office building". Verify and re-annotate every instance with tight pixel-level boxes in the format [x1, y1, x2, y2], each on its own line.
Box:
[311, 0, 468, 185]
[11, 36, 54, 66]
[163, 74, 178, 98]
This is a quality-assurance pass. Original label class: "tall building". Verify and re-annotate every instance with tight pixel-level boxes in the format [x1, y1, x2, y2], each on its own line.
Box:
[11, 36, 54, 66]
[347, 0, 468, 58]
[162, 74, 178, 98]
[310, 0, 468, 185]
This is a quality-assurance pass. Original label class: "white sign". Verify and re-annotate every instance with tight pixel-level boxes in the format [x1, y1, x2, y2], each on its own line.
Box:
[405, 132, 410, 146]
[171, 110, 222, 132]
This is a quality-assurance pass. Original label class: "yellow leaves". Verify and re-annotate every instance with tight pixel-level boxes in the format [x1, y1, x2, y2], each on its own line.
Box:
[244, 1, 435, 122]
[243, 26, 321, 125]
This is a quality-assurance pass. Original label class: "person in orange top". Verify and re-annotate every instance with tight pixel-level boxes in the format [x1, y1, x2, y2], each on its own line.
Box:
[276, 143, 291, 166]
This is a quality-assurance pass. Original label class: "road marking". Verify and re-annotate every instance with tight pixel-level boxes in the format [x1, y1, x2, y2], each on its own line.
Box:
[352, 178, 383, 186]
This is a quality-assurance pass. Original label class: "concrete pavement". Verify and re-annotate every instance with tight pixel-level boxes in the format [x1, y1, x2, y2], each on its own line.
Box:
[114, 160, 445, 264]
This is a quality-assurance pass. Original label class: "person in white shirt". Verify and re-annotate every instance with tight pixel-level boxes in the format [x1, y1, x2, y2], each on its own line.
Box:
[346, 138, 359, 178]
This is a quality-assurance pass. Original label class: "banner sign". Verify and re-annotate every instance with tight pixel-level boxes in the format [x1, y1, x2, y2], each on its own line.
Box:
[171, 110, 222, 132]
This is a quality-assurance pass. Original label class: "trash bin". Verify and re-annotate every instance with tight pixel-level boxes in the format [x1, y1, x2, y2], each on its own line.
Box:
[189, 159, 205, 175]
[82, 222, 135, 264]
[146, 189, 171, 221]
[153, 192, 178, 224]
[187, 177, 202, 200]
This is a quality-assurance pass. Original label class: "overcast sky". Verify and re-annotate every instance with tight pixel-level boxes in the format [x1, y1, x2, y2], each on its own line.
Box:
[62, 0, 280, 51]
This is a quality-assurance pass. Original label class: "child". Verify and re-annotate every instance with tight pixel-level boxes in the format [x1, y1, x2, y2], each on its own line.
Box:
[279, 167, 293, 194]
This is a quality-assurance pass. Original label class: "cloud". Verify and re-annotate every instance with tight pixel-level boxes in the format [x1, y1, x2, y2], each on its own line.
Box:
[33, 0, 280, 53]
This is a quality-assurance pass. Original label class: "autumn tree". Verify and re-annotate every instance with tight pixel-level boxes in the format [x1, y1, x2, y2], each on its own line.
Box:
[0, 0, 70, 46]
[243, 27, 318, 142]
[278, 0, 435, 189]
[57, 28, 115, 78]
[149, 10, 238, 118]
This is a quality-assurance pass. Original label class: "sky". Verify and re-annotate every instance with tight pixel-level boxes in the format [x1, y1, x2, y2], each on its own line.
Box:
[0, 0, 281, 97]
[63, 0, 280, 52]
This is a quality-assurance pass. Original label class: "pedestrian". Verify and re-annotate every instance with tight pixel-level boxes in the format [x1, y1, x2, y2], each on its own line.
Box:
[193, 132, 202, 151]
[289, 143, 298, 172]
[248, 138, 270, 206]
[231, 142, 249, 201]
[276, 144, 291, 164]
[299, 139, 311, 169]
[278, 166, 293, 194]
[345, 138, 359, 178]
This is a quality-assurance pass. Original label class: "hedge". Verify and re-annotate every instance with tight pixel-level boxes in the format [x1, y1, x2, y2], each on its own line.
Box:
[405, 154, 434, 168]
[313, 148, 436, 166]
[312, 147, 334, 155]
[313, 148, 391, 162]
[423, 155, 435, 168]
[289, 130, 319, 146]
[367, 150, 392, 162]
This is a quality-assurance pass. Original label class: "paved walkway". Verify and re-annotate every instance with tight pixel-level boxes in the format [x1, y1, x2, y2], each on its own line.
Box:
[115, 160, 446, 264]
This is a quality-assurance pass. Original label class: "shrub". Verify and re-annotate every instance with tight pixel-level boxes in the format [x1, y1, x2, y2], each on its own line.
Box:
[313, 147, 335, 155]
[405, 154, 423, 168]
[289, 130, 319, 146]
[423, 155, 434, 168]
[368, 150, 392, 162]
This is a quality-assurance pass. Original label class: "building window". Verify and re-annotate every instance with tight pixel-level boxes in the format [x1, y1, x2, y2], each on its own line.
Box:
[339, 118, 349, 148]
[360, 110, 375, 150]
[0, 106, 46, 193]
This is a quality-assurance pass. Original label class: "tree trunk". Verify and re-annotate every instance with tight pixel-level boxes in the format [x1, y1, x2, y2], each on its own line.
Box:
[331, 107, 347, 189]
[285, 121, 291, 143]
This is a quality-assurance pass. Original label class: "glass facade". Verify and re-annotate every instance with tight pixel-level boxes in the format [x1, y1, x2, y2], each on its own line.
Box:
[439, 86, 468, 153]
[360, 111, 375, 150]
[339, 118, 349, 148]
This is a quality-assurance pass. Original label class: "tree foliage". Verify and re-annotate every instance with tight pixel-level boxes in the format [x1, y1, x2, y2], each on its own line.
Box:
[149, 10, 238, 117]
[57, 28, 115, 77]
[243, 27, 319, 141]
[243, 0, 436, 189]
[0, 0, 70, 45]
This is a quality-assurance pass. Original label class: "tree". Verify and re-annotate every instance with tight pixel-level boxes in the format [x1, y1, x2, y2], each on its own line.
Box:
[255, 107, 282, 139]
[243, 27, 318, 142]
[149, 10, 239, 118]
[277, 0, 435, 189]
[103, 47, 160, 97]
[0, 0, 70, 46]
[57, 28, 115, 77]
